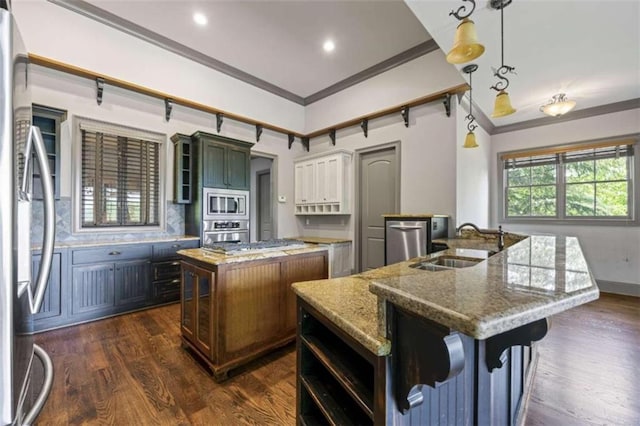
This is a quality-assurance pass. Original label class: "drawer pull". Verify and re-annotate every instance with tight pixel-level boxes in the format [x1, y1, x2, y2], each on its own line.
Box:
[172, 244, 181, 248]
[109, 251, 121, 256]
[170, 261, 181, 266]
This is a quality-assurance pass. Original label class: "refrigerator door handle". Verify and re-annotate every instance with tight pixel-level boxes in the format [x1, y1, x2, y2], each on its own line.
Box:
[22, 344, 54, 426]
[19, 126, 55, 314]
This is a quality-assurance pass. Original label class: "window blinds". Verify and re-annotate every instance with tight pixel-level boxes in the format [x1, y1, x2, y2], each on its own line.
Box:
[502, 138, 635, 169]
[81, 130, 160, 227]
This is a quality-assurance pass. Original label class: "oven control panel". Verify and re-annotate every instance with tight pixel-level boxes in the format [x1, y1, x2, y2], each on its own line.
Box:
[214, 221, 242, 229]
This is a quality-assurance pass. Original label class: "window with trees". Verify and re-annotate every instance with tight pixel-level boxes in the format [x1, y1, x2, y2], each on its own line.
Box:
[499, 136, 638, 225]
[73, 117, 165, 232]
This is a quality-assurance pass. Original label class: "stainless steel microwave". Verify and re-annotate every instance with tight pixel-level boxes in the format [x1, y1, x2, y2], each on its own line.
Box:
[203, 188, 249, 220]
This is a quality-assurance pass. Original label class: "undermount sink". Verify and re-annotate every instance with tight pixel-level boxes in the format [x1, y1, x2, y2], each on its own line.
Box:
[410, 253, 493, 272]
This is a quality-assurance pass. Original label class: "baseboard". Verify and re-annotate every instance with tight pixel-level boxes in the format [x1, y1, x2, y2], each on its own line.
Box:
[597, 280, 640, 297]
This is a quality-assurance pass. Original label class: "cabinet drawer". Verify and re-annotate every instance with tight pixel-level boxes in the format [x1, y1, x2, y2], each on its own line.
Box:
[72, 245, 152, 265]
[152, 278, 181, 302]
[152, 260, 181, 281]
[152, 240, 200, 260]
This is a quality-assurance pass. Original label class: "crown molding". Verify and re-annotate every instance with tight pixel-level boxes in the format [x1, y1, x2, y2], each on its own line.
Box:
[304, 40, 439, 105]
[48, 0, 305, 104]
[48, 0, 437, 107]
[491, 98, 640, 135]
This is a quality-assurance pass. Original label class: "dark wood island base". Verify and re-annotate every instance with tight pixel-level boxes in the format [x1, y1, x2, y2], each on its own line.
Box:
[178, 247, 328, 381]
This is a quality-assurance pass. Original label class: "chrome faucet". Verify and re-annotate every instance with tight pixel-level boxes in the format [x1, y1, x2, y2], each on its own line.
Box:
[456, 223, 505, 251]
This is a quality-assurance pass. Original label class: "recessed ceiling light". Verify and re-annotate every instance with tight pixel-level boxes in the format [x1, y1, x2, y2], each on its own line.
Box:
[323, 40, 335, 53]
[193, 12, 208, 26]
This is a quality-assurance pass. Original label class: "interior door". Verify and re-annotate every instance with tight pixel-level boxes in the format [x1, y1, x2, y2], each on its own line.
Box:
[359, 146, 399, 271]
[257, 170, 272, 240]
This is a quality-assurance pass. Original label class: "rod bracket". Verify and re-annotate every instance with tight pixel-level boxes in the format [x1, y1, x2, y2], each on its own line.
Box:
[329, 129, 336, 145]
[288, 134, 295, 150]
[443, 94, 452, 117]
[256, 124, 263, 142]
[96, 78, 105, 105]
[361, 119, 369, 138]
[216, 113, 224, 133]
[164, 98, 173, 122]
[401, 106, 410, 127]
[301, 137, 310, 152]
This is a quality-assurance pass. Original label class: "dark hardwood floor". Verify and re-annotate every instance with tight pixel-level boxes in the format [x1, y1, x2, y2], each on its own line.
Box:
[34, 293, 639, 425]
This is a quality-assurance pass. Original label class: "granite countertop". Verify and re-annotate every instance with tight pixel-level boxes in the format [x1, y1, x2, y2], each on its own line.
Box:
[178, 244, 329, 266]
[293, 234, 599, 354]
[370, 235, 599, 340]
[35, 235, 200, 250]
[382, 213, 449, 218]
[286, 236, 352, 244]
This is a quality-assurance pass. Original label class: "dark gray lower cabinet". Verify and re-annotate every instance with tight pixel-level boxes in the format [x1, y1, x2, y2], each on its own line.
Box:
[32, 239, 199, 332]
[71, 263, 115, 315]
[31, 249, 67, 331]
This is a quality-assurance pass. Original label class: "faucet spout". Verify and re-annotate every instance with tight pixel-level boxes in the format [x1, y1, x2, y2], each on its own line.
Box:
[456, 223, 505, 251]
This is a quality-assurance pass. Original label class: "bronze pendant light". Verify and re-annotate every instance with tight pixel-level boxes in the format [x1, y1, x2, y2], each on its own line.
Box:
[462, 64, 479, 148]
[446, 0, 485, 64]
[490, 0, 516, 118]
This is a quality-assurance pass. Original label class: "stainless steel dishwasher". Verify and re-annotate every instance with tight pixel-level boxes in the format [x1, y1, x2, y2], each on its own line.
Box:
[385, 220, 428, 265]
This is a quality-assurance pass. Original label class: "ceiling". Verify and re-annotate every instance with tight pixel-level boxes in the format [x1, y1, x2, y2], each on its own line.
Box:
[51, 0, 639, 130]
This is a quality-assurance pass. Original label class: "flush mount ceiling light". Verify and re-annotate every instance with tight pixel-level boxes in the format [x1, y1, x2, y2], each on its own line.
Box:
[323, 40, 335, 53]
[540, 93, 577, 117]
[489, 0, 516, 118]
[446, 0, 485, 64]
[462, 64, 479, 148]
[193, 12, 208, 26]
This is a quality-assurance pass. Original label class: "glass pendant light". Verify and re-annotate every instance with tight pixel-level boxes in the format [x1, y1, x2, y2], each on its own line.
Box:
[540, 93, 577, 116]
[446, 0, 485, 64]
[490, 0, 516, 118]
[462, 64, 479, 149]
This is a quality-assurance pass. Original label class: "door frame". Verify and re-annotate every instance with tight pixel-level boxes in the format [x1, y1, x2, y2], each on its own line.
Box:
[256, 168, 272, 240]
[250, 150, 277, 240]
[354, 141, 401, 273]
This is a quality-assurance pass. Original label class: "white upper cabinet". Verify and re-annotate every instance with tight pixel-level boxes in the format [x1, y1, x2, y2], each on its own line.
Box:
[294, 150, 352, 215]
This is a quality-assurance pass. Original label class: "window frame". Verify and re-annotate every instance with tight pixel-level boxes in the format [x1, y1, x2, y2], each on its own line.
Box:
[498, 134, 640, 226]
[72, 116, 166, 234]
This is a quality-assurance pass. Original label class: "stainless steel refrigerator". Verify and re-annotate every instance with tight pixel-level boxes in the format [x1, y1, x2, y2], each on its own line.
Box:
[1, 4, 55, 425]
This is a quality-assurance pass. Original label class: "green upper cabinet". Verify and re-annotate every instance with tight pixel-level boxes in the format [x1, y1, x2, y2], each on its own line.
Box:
[32, 104, 66, 200]
[192, 132, 252, 191]
[203, 141, 227, 188]
[227, 145, 250, 189]
[171, 134, 194, 204]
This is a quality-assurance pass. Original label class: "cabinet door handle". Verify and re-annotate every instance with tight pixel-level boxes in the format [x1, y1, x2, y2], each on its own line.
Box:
[109, 251, 121, 256]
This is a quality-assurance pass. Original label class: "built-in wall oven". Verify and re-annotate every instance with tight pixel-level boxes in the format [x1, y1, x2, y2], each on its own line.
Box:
[202, 188, 250, 245]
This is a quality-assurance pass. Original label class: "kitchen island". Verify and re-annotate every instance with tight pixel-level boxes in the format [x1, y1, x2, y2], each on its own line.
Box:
[177, 242, 328, 380]
[293, 234, 599, 425]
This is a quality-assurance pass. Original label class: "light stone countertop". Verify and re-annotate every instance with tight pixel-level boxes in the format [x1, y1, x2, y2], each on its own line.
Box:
[177, 244, 329, 266]
[293, 234, 599, 354]
[35, 235, 200, 250]
[370, 235, 599, 340]
[286, 236, 352, 244]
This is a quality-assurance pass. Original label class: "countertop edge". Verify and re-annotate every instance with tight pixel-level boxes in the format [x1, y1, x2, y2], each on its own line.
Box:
[34, 235, 200, 250]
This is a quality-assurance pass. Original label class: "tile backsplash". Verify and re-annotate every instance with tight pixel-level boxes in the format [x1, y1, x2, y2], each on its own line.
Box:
[31, 197, 186, 244]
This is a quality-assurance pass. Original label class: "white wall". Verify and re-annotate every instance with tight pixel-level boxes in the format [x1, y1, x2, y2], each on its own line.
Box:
[456, 98, 491, 228]
[297, 101, 458, 244]
[305, 50, 464, 133]
[29, 65, 303, 240]
[12, 0, 305, 131]
[490, 109, 640, 288]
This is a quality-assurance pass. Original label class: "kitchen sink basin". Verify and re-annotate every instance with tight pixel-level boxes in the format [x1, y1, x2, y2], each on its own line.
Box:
[409, 255, 485, 271]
